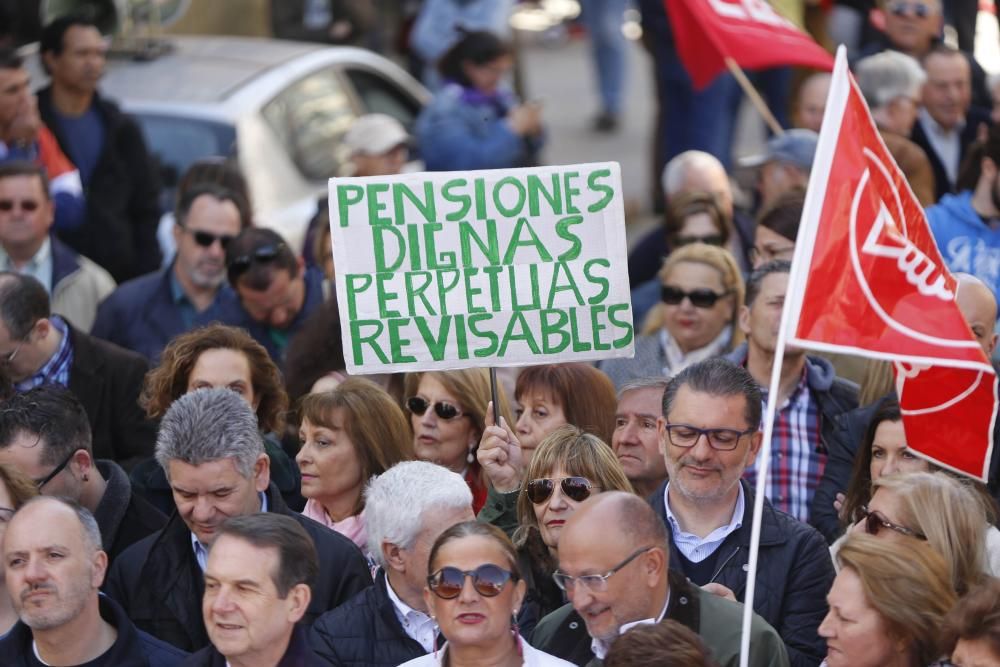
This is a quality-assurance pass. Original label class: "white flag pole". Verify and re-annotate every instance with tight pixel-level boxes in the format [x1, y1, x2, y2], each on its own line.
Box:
[737, 46, 851, 666]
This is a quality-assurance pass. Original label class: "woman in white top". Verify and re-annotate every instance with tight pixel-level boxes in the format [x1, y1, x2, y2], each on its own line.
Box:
[398, 521, 573, 667]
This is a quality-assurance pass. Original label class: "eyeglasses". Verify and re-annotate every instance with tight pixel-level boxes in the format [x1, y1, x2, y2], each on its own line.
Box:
[427, 564, 517, 599]
[748, 245, 795, 265]
[33, 450, 77, 490]
[661, 286, 731, 308]
[663, 423, 755, 451]
[182, 226, 235, 250]
[2, 321, 36, 366]
[552, 546, 654, 594]
[406, 396, 466, 421]
[853, 505, 927, 540]
[675, 234, 724, 247]
[228, 243, 285, 278]
[525, 477, 599, 504]
[886, 1, 931, 18]
[0, 199, 41, 213]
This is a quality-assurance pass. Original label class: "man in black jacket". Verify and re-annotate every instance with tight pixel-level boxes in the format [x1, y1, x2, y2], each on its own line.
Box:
[652, 358, 834, 667]
[0, 497, 187, 666]
[0, 271, 156, 468]
[309, 460, 475, 667]
[36, 15, 161, 282]
[105, 388, 372, 652]
[0, 385, 166, 565]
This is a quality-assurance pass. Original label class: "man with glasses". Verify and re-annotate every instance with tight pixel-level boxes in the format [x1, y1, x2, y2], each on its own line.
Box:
[649, 358, 834, 666]
[92, 180, 248, 362]
[0, 161, 114, 332]
[198, 227, 325, 365]
[0, 271, 155, 469]
[0, 385, 166, 566]
[727, 261, 858, 527]
[532, 491, 788, 666]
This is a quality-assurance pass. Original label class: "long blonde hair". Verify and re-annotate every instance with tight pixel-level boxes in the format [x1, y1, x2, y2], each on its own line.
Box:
[641, 243, 745, 350]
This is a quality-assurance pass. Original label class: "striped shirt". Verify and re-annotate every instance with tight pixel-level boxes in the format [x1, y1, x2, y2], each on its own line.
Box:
[15, 315, 73, 391]
[743, 370, 825, 522]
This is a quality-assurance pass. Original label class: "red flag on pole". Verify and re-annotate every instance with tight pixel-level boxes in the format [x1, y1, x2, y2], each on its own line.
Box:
[783, 47, 996, 481]
[663, 0, 835, 89]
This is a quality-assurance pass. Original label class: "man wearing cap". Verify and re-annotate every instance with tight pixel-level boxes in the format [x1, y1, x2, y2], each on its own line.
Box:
[741, 129, 817, 214]
[344, 113, 414, 177]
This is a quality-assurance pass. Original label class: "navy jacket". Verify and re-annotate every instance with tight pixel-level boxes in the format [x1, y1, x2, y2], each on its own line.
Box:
[651, 480, 834, 667]
[183, 626, 332, 666]
[196, 266, 326, 366]
[309, 569, 428, 667]
[92, 264, 192, 362]
[104, 483, 372, 652]
[910, 105, 992, 201]
[0, 594, 187, 666]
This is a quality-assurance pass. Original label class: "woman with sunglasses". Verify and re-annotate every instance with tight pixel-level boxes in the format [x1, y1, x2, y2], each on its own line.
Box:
[0, 464, 37, 638]
[819, 533, 956, 667]
[404, 369, 513, 514]
[600, 243, 744, 389]
[399, 521, 573, 667]
[295, 378, 413, 550]
[836, 472, 993, 595]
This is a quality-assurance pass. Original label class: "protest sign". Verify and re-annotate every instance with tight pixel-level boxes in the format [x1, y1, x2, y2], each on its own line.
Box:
[329, 163, 635, 374]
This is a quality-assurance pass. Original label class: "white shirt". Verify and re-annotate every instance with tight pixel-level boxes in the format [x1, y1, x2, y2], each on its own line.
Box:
[0, 236, 52, 294]
[191, 492, 268, 571]
[397, 636, 575, 667]
[918, 107, 964, 187]
[385, 574, 438, 653]
[590, 595, 671, 659]
[664, 482, 745, 563]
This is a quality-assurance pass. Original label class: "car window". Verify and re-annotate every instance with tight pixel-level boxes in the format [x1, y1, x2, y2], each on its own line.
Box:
[343, 67, 422, 130]
[262, 66, 355, 181]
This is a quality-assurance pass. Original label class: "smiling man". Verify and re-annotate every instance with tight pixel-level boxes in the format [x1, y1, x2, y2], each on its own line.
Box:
[104, 388, 371, 652]
[183, 514, 332, 666]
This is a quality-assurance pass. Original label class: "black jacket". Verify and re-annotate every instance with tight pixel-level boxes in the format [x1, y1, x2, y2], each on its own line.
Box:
[516, 527, 566, 639]
[651, 480, 834, 667]
[0, 594, 187, 666]
[183, 626, 333, 666]
[94, 459, 168, 565]
[309, 570, 428, 667]
[104, 483, 372, 652]
[67, 323, 157, 471]
[37, 87, 162, 283]
[911, 105, 993, 201]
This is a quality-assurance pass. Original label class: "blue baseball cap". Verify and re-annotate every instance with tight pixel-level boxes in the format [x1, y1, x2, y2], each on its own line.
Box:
[739, 129, 819, 172]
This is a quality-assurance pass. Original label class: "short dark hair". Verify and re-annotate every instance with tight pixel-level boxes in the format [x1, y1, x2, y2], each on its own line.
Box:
[0, 161, 51, 199]
[745, 260, 791, 307]
[438, 30, 512, 86]
[606, 620, 720, 667]
[941, 577, 1000, 660]
[0, 385, 93, 464]
[662, 358, 762, 429]
[0, 47, 23, 69]
[40, 15, 98, 57]
[214, 513, 319, 598]
[175, 182, 251, 230]
[756, 187, 805, 242]
[225, 228, 298, 290]
[0, 272, 50, 339]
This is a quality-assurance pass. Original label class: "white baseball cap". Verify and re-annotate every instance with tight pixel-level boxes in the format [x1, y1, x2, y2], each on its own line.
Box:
[343, 113, 410, 156]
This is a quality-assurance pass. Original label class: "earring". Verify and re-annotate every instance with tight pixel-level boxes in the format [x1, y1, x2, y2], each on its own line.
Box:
[467, 445, 475, 464]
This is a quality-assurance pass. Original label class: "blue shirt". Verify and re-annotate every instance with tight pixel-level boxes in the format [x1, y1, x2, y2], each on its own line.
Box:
[168, 270, 199, 331]
[15, 315, 73, 391]
[664, 481, 745, 563]
[53, 105, 105, 185]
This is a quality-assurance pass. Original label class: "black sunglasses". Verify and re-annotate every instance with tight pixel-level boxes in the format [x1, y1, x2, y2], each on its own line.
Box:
[184, 226, 236, 250]
[675, 234, 724, 247]
[525, 476, 598, 504]
[406, 396, 465, 421]
[853, 505, 926, 540]
[228, 243, 285, 277]
[427, 564, 517, 599]
[887, 1, 930, 18]
[0, 199, 41, 213]
[661, 285, 731, 308]
[34, 449, 77, 490]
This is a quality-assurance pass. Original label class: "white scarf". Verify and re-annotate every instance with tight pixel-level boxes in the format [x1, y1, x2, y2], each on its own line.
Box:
[660, 327, 733, 375]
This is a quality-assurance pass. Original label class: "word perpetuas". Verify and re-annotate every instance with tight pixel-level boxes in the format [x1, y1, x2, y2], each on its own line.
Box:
[331, 165, 635, 369]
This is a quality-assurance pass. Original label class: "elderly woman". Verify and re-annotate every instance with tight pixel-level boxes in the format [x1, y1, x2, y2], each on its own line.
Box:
[942, 577, 1000, 667]
[819, 533, 956, 667]
[399, 521, 573, 667]
[0, 464, 37, 636]
[296, 378, 413, 549]
[404, 369, 513, 514]
[600, 243, 744, 389]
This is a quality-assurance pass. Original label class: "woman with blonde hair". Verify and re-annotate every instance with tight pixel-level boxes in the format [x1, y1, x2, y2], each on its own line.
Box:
[404, 369, 513, 514]
[820, 533, 957, 667]
[296, 378, 414, 549]
[600, 243, 744, 388]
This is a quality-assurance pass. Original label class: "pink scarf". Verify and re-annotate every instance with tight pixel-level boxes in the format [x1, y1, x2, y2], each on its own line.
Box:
[302, 499, 367, 550]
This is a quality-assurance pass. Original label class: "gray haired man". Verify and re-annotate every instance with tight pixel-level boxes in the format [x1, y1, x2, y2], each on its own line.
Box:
[310, 461, 475, 667]
[105, 388, 372, 653]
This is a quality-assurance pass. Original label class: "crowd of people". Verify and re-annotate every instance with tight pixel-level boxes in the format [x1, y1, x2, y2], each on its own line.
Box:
[1, 2, 1000, 667]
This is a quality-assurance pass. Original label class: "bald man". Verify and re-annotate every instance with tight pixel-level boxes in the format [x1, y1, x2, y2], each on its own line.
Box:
[955, 273, 999, 358]
[531, 492, 788, 667]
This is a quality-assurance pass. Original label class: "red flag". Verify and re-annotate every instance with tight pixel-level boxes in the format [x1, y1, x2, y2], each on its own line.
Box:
[784, 48, 996, 481]
[664, 0, 834, 89]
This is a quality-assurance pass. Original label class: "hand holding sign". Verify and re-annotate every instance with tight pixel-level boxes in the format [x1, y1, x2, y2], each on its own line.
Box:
[477, 401, 524, 493]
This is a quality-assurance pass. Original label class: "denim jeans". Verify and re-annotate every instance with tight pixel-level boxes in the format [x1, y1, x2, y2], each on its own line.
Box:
[579, 0, 630, 115]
